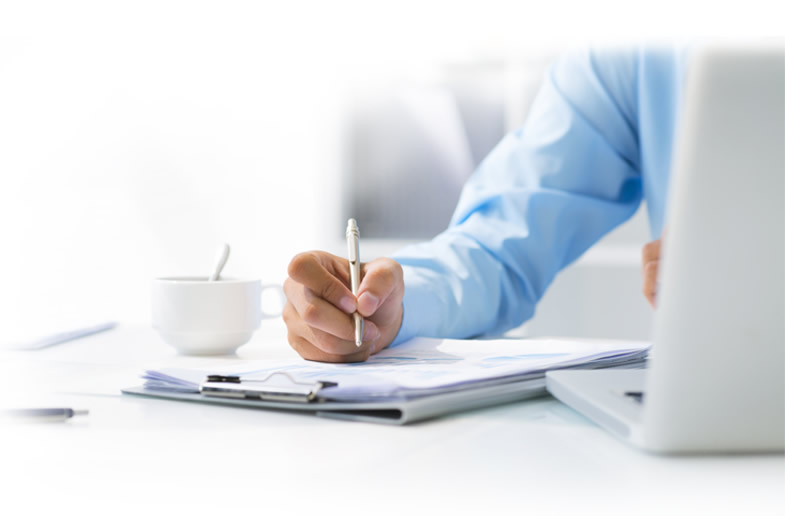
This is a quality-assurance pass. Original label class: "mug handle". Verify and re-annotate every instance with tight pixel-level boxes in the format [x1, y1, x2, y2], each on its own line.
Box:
[260, 283, 286, 319]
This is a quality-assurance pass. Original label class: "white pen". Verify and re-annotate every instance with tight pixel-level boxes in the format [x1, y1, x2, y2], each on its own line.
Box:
[346, 218, 363, 347]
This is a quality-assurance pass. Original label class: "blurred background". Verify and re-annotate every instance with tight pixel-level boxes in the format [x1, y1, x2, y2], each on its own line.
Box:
[1, 0, 781, 340]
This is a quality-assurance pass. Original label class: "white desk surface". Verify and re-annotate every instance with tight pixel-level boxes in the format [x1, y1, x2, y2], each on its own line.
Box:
[1, 323, 782, 515]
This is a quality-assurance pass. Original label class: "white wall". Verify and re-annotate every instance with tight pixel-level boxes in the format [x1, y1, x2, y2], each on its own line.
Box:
[0, 1, 780, 332]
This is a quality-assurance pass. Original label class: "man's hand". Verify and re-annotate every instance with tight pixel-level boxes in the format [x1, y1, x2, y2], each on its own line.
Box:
[641, 236, 662, 308]
[283, 251, 404, 362]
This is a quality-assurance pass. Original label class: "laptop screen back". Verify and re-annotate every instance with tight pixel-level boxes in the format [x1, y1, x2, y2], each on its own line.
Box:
[644, 47, 784, 452]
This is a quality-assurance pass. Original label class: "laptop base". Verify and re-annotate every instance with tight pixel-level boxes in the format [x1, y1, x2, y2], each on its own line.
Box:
[546, 369, 647, 447]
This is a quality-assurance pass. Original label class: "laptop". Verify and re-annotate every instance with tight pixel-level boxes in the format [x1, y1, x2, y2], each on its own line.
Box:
[546, 47, 784, 453]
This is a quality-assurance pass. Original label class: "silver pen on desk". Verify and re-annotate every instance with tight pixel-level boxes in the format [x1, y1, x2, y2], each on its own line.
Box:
[2, 408, 89, 423]
[346, 218, 363, 347]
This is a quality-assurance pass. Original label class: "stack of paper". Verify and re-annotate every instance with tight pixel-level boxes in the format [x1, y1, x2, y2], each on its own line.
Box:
[142, 337, 649, 402]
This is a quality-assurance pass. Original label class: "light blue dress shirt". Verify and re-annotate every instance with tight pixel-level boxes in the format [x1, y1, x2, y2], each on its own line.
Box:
[391, 47, 689, 345]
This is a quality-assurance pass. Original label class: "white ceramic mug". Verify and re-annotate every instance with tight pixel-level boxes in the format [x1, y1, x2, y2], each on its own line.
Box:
[151, 277, 284, 355]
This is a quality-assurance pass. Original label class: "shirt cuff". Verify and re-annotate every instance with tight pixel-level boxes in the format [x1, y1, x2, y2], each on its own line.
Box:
[389, 264, 431, 346]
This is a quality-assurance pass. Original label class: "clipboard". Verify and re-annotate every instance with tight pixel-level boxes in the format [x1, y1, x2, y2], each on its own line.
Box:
[122, 375, 551, 425]
[199, 372, 337, 403]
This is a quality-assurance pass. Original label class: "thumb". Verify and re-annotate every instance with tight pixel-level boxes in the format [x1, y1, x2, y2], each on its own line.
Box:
[356, 258, 403, 318]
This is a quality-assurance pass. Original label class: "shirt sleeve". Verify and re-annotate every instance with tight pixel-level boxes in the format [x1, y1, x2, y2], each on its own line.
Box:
[391, 47, 644, 345]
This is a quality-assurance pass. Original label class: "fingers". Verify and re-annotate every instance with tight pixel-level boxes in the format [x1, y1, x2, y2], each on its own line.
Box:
[284, 278, 354, 338]
[641, 236, 663, 308]
[284, 252, 404, 363]
[288, 252, 357, 314]
[283, 281, 380, 352]
[288, 333, 373, 363]
[641, 238, 662, 265]
[642, 260, 659, 307]
[357, 258, 404, 318]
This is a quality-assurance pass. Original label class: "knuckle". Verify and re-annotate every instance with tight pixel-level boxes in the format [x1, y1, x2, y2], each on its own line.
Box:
[302, 286, 316, 304]
[385, 257, 403, 273]
[382, 258, 403, 282]
[281, 303, 293, 325]
[288, 252, 315, 278]
[372, 265, 395, 286]
[301, 302, 320, 325]
[282, 303, 302, 329]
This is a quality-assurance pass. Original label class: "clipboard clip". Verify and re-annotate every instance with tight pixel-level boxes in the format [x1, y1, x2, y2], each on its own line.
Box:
[199, 372, 337, 403]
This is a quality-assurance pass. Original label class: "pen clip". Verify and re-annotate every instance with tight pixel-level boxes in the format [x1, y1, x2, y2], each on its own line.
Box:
[348, 240, 359, 264]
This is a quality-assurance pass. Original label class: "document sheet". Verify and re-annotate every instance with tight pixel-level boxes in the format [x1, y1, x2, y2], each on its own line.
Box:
[142, 337, 649, 402]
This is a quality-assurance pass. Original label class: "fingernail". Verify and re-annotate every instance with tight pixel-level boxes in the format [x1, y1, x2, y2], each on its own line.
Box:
[358, 292, 379, 314]
[339, 296, 356, 313]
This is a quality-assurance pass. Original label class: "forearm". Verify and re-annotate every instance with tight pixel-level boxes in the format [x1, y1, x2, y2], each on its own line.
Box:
[392, 230, 535, 344]
[392, 185, 640, 345]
